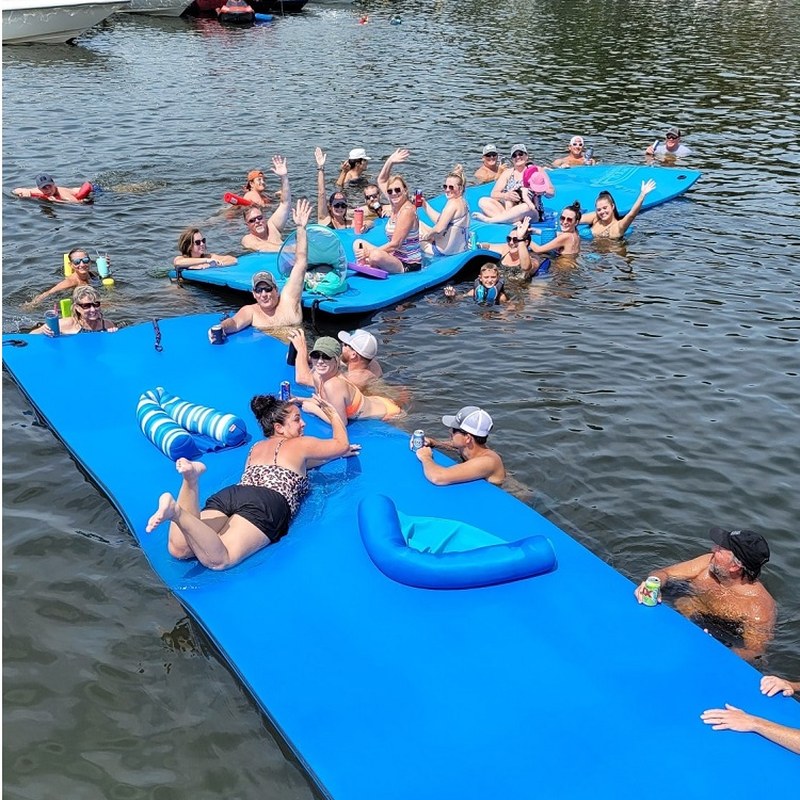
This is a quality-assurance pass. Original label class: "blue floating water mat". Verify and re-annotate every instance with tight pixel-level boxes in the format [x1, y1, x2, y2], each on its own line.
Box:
[4, 313, 798, 800]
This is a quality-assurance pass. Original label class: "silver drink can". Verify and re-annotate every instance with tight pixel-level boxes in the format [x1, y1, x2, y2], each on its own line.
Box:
[642, 576, 661, 607]
[280, 381, 291, 402]
[411, 430, 425, 451]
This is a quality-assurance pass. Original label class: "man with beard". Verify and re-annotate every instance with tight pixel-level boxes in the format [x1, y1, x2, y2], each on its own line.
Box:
[633, 528, 775, 662]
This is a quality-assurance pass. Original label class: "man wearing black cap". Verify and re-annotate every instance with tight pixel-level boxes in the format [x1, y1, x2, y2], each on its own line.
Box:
[213, 199, 311, 342]
[633, 527, 776, 661]
[12, 173, 84, 203]
[645, 127, 691, 159]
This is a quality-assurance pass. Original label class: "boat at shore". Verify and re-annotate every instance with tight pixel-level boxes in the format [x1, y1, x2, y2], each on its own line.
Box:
[189, 0, 307, 14]
[121, 0, 192, 16]
[2, 0, 129, 44]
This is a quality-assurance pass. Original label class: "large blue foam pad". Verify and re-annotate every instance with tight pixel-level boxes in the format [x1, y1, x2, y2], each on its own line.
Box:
[4, 316, 798, 799]
[170, 219, 495, 315]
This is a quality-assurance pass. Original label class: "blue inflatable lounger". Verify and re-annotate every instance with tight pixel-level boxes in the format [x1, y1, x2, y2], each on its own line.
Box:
[170, 222, 497, 315]
[3, 315, 798, 800]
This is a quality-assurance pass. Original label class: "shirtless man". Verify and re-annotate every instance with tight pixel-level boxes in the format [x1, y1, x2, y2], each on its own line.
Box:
[634, 527, 775, 661]
[338, 329, 383, 388]
[474, 144, 502, 184]
[240, 156, 291, 252]
[12, 173, 85, 203]
[214, 199, 311, 339]
[415, 406, 506, 487]
[336, 147, 371, 188]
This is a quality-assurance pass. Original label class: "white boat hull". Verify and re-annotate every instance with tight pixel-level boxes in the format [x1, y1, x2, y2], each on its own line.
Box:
[2, 0, 129, 44]
[120, 0, 191, 16]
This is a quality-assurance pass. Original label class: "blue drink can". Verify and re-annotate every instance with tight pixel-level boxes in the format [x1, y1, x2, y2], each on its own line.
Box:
[280, 381, 291, 402]
[411, 430, 425, 451]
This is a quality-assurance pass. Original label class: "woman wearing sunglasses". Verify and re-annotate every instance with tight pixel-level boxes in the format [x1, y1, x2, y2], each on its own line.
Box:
[419, 165, 471, 256]
[289, 330, 402, 426]
[579, 179, 656, 239]
[352, 148, 421, 274]
[32, 286, 118, 335]
[314, 147, 372, 231]
[174, 227, 237, 269]
[25, 248, 104, 307]
[475, 153, 555, 225]
[477, 144, 552, 219]
[146, 393, 357, 571]
[519, 203, 582, 278]
[476, 220, 533, 269]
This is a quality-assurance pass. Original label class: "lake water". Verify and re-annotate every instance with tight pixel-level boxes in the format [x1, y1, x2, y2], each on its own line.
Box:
[3, 1, 800, 796]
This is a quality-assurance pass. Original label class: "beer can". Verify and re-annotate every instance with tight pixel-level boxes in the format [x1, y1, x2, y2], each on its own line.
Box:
[414, 190, 423, 208]
[353, 207, 365, 234]
[280, 381, 291, 402]
[210, 324, 225, 344]
[410, 429, 425, 451]
[642, 576, 661, 607]
[468, 231, 477, 250]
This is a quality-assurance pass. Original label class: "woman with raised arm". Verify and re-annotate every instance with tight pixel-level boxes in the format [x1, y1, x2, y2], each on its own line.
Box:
[579, 179, 656, 239]
[519, 202, 582, 279]
[314, 147, 364, 231]
[146, 393, 356, 570]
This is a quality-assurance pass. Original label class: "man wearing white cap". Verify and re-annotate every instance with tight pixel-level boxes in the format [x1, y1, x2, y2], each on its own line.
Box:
[474, 144, 502, 184]
[338, 329, 383, 388]
[552, 136, 596, 168]
[336, 147, 371, 188]
[415, 406, 506, 486]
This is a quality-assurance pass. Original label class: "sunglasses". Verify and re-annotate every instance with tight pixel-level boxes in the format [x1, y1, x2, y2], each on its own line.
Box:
[364, 193, 379, 201]
[310, 351, 333, 361]
[246, 214, 264, 224]
[442, 183, 459, 191]
[76, 301, 100, 309]
[511, 151, 526, 158]
[331, 201, 348, 209]
[506, 235, 527, 244]
[193, 237, 206, 245]
[560, 215, 576, 222]
[386, 187, 404, 196]
[666, 134, 679, 140]
[71, 256, 92, 265]
[254, 285, 275, 294]
[484, 153, 498, 158]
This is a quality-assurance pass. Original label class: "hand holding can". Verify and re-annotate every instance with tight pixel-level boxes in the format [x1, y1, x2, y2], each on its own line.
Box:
[44, 309, 61, 337]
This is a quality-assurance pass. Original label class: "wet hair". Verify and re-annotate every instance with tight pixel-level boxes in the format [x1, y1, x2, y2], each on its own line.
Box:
[177, 227, 203, 256]
[250, 394, 295, 437]
[479, 262, 500, 276]
[596, 191, 621, 220]
[446, 164, 466, 192]
[560, 200, 582, 222]
[68, 246, 89, 262]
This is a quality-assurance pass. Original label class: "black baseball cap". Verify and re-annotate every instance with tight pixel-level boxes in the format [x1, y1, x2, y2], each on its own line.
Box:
[710, 527, 770, 578]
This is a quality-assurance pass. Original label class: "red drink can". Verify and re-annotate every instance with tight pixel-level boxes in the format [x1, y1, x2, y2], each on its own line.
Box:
[414, 190, 423, 208]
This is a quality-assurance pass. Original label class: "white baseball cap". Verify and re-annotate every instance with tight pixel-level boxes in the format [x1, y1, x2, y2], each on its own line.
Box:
[482, 144, 499, 155]
[338, 329, 378, 359]
[569, 135, 585, 147]
[441, 406, 494, 437]
[349, 147, 371, 161]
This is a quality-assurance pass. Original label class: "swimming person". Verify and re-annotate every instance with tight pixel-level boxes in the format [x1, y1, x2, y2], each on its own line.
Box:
[358, 183, 389, 222]
[419, 165, 470, 256]
[289, 331, 402, 425]
[414, 406, 506, 486]
[338, 329, 383, 388]
[352, 148, 421, 274]
[579, 179, 656, 239]
[31, 286, 118, 335]
[145, 393, 355, 570]
[473, 144, 502, 184]
[240, 156, 291, 252]
[633, 527, 776, 661]
[701, 674, 800, 755]
[645, 126, 691, 160]
[212, 199, 311, 340]
[240, 168, 273, 207]
[552, 135, 596, 167]
[335, 147, 371, 188]
[26, 248, 104, 307]
[174, 228, 237, 269]
[12, 173, 87, 204]
[444, 262, 509, 305]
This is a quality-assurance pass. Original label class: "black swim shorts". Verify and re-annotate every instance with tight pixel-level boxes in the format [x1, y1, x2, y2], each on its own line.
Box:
[203, 485, 291, 543]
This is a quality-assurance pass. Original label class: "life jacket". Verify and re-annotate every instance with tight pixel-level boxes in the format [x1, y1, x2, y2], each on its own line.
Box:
[473, 278, 505, 305]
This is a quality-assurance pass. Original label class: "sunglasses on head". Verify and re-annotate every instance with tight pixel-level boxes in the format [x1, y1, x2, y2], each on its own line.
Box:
[254, 285, 275, 294]
[71, 256, 91, 265]
[364, 192, 379, 201]
[331, 201, 348, 209]
[247, 214, 264, 224]
[193, 237, 206, 245]
[76, 301, 100, 309]
[310, 351, 333, 361]
[386, 187, 404, 196]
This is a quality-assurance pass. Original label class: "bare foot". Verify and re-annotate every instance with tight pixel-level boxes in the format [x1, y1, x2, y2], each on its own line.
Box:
[146, 493, 179, 532]
[175, 458, 206, 482]
[471, 212, 489, 223]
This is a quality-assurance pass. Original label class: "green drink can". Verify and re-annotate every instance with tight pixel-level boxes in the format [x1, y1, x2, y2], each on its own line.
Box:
[642, 576, 661, 607]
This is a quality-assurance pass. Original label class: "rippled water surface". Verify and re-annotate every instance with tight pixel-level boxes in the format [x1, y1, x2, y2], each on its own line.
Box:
[4, 1, 800, 796]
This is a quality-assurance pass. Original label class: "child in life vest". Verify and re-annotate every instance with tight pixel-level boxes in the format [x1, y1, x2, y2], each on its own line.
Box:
[444, 262, 509, 305]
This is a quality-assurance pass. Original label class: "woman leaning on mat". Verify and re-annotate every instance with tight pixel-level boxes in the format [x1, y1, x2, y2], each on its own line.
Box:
[31, 286, 118, 335]
[352, 148, 422, 274]
[173, 227, 237, 269]
[579, 179, 656, 239]
[146, 393, 358, 570]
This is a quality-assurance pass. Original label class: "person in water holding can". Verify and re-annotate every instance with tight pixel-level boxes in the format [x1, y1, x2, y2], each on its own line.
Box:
[358, 183, 389, 222]
[414, 406, 506, 486]
[352, 148, 421, 274]
[210, 199, 312, 343]
[645, 126, 691, 160]
[174, 227, 237, 269]
[31, 286, 118, 336]
[552, 135, 597, 168]
[633, 527, 776, 661]
[240, 156, 292, 253]
[473, 144, 503, 185]
[338, 329, 383, 388]
[419, 165, 471, 257]
[25, 248, 107, 307]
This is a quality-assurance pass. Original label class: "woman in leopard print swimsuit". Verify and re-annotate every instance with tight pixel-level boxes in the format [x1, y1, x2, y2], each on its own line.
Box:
[146, 393, 357, 570]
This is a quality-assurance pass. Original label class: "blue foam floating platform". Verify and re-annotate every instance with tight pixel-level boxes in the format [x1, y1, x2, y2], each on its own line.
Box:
[3, 316, 799, 799]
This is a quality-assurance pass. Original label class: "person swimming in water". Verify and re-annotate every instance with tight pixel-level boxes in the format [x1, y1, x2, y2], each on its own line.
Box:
[444, 262, 509, 305]
[633, 527, 776, 662]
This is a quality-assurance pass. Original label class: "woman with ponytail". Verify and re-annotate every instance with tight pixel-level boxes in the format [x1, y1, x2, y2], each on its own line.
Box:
[420, 165, 471, 256]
